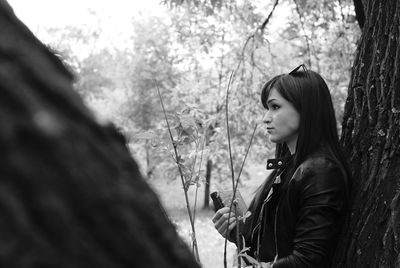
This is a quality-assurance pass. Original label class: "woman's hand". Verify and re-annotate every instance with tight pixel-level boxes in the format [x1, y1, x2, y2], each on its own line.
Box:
[212, 207, 237, 238]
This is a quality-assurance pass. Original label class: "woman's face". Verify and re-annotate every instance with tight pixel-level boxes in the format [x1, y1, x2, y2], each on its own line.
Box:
[263, 88, 300, 153]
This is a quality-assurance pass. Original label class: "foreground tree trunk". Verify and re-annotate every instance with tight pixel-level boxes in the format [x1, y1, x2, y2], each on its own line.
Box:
[333, 0, 400, 267]
[0, 2, 199, 267]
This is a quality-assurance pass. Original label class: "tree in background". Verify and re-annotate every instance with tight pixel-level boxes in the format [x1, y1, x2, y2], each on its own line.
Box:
[124, 15, 182, 178]
[45, 24, 125, 123]
[333, 0, 400, 266]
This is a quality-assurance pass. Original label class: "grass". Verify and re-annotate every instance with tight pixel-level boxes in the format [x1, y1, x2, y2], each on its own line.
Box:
[170, 208, 236, 268]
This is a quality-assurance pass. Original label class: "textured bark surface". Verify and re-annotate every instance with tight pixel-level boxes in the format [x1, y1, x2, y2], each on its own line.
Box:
[333, 0, 400, 267]
[0, 1, 200, 267]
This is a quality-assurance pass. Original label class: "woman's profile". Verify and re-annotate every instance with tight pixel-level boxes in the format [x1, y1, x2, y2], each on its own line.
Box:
[212, 65, 352, 267]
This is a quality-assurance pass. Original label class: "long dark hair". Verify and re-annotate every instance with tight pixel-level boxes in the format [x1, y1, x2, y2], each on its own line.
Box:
[249, 68, 351, 212]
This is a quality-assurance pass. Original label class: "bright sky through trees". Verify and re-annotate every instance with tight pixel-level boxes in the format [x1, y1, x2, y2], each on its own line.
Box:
[8, 0, 292, 47]
[9, 0, 166, 28]
[8, 0, 168, 49]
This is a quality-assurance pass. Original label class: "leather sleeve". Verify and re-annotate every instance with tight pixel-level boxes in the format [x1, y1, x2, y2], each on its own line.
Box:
[273, 160, 348, 268]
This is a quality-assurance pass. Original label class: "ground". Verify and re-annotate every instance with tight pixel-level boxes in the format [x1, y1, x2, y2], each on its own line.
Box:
[149, 161, 268, 268]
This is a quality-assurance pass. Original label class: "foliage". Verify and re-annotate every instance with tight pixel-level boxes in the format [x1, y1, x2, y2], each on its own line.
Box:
[43, 0, 359, 194]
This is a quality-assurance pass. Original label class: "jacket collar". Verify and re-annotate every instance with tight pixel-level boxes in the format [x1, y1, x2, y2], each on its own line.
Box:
[266, 155, 294, 170]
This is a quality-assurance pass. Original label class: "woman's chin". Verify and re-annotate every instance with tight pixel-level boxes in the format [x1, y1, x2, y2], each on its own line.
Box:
[269, 136, 280, 144]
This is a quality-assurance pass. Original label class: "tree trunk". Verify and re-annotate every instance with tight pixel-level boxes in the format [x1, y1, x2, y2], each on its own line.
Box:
[333, 0, 400, 267]
[0, 2, 199, 267]
[203, 159, 212, 209]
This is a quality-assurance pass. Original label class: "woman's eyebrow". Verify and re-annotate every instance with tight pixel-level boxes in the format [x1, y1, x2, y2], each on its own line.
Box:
[267, 98, 277, 104]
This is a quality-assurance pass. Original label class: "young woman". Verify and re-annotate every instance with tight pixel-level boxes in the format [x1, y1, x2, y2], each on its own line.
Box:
[212, 65, 352, 267]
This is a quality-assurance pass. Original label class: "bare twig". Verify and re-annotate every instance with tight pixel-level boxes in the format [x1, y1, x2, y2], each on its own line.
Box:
[223, 70, 236, 268]
[223, 68, 258, 267]
[224, 124, 258, 267]
[220, 3, 281, 266]
[156, 84, 200, 262]
[293, 0, 313, 68]
[232, 0, 280, 94]
[259, 0, 280, 33]
[234, 124, 258, 188]
[225, 71, 236, 190]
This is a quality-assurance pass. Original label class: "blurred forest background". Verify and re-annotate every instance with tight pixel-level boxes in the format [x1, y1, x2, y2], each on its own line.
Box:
[21, 0, 360, 210]
[11, 0, 361, 266]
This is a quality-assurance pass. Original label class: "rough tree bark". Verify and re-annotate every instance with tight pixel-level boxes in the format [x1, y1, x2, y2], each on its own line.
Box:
[0, 1, 199, 267]
[333, 0, 400, 267]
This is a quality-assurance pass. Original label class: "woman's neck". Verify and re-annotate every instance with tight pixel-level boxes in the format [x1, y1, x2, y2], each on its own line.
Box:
[286, 139, 297, 155]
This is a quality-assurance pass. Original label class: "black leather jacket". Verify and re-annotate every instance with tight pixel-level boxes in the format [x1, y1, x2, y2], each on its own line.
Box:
[239, 147, 350, 267]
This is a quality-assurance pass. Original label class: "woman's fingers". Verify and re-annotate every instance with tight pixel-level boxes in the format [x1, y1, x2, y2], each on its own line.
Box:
[216, 216, 236, 237]
[212, 207, 239, 237]
[211, 207, 230, 223]
[214, 213, 231, 229]
[228, 219, 237, 231]
[213, 209, 234, 228]
[216, 217, 236, 231]
[219, 219, 236, 238]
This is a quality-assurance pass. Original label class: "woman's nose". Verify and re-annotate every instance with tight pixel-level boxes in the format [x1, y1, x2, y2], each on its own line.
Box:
[263, 111, 271, 124]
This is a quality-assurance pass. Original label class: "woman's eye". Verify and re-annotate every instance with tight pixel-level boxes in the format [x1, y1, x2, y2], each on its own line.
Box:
[272, 105, 280, 110]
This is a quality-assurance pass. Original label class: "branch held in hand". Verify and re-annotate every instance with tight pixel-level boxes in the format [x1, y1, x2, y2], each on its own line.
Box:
[223, 65, 259, 267]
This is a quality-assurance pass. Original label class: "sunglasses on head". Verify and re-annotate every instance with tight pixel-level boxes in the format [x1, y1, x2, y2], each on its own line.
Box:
[288, 63, 309, 75]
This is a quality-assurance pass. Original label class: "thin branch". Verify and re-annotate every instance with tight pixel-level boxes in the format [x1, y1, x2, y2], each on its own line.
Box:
[223, 124, 258, 268]
[156, 83, 200, 262]
[231, 0, 280, 95]
[259, 0, 280, 33]
[235, 0, 280, 75]
[225, 71, 236, 190]
[234, 124, 258, 185]
[235, 203, 241, 266]
[224, 124, 258, 223]
[222, 70, 235, 268]
[293, 0, 312, 68]
[219, 2, 281, 266]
